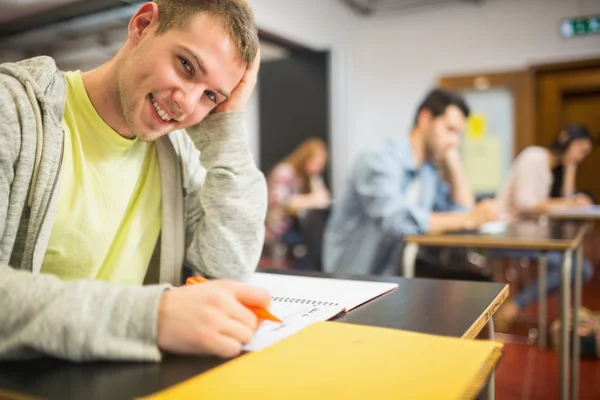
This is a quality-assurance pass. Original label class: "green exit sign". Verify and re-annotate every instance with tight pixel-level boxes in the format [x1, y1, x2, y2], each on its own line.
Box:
[561, 15, 600, 38]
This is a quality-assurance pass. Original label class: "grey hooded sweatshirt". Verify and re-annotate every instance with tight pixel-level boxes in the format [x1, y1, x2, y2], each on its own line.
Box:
[0, 56, 267, 361]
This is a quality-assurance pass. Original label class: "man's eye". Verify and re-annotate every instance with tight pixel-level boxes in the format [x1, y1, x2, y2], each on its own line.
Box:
[179, 57, 193, 74]
[205, 90, 217, 103]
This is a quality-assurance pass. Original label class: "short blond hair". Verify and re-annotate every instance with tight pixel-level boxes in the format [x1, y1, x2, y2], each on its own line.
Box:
[154, 0, 258, 67]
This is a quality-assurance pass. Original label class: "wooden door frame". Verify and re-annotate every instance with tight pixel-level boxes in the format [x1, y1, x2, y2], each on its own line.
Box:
[438, 70, 533, 157]
[529, 56, 600, 144]
[529, 57, 600, 73]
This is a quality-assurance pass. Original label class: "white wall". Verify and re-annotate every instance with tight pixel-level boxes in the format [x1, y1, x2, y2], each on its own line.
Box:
[348, 0, 600, 174]
[250, 0, 600, 195]
[250, 0, 359, 196]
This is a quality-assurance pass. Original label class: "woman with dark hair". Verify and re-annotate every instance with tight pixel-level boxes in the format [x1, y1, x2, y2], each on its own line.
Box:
[494, 124, 596, 330]
[549, 125, 597, 202]
[497, 124, 595, 219]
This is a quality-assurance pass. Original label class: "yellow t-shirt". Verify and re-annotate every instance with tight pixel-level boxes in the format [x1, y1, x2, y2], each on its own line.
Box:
[41, 71, 162, 285]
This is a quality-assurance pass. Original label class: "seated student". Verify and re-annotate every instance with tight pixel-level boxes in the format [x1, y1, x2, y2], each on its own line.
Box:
[0, 0, 271, 361]
[493, 124, 596, 329]
[265, 138, 330, 267]
[323, 89, 498, 276]
[497, 124, 595, 218]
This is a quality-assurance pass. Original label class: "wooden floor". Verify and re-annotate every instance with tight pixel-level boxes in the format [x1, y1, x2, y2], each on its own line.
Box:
[494, 234, 600, 399]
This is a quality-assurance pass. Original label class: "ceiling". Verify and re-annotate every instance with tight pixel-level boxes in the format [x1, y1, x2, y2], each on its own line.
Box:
[0, 0, 288, 69]
[0, 0, 84, 23]
[0, 0, 490, 52]
[0, 0, 488, 27]
[340, 0, 484, 15]
[0, 0, 135, 38]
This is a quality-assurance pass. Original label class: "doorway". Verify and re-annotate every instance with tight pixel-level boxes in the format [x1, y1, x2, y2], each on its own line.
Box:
[534, 59, 600, 205]
[257, 34, 329, 183]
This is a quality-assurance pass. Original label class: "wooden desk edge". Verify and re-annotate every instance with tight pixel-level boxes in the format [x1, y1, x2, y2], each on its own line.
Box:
[404, 235, 579, 251]
[461, 284, 510, 340]
[546, 213, 600, 221]
[572, 223, 588, 249]
[0, 390, 43, 400]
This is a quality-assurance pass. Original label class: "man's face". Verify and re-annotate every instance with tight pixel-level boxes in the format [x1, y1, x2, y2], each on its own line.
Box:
[423, 105, 466, 161]
[117, 12, 247, 141]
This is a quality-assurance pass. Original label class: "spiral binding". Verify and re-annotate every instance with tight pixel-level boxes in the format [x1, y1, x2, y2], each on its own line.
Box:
[272, 296, 339, 307]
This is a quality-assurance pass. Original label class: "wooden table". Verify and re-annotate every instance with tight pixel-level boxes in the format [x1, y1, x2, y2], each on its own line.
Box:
[0, 271, 507, 400]
[403, 220, 587, 400]
[545, 206, 600, 400]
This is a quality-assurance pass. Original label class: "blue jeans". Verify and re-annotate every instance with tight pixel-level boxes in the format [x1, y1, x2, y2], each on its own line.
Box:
[487, 250, 594, 309]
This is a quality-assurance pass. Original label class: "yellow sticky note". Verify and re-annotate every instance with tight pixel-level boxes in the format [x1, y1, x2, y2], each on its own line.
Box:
[467, 113, 486, 139]
[142, 322, 503, 400]
[463, 135, 502, 193]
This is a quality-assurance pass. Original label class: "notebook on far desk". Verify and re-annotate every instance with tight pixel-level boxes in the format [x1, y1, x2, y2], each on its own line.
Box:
[546, 204, 600, 216]
[243, 273, 398, 351]
[478, 221, 508, 234]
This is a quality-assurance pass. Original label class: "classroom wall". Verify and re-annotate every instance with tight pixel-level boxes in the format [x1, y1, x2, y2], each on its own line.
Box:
[348, 0, 600, 172]
[249, 0, 358, 196]
[250, 0, 600, 195]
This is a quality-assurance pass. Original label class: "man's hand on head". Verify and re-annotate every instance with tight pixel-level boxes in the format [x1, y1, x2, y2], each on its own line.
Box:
[442, 148, 462, 169]
[212, 49, 261, 114]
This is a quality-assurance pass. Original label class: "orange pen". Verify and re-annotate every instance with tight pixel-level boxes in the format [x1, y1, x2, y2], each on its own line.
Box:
[186, 276, 282, 323]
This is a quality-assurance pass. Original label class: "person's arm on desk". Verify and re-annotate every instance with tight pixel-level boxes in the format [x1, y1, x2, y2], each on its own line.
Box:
[283, 191, 330, 215]
[0, 266, 270, 361]
[0, 56, 269, 361]
[531, 194, 592, 215]
[0, 266, 168, 361]
[428, 200, 498, 234]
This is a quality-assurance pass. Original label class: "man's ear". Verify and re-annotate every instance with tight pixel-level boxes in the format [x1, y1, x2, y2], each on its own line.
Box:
[128, 2, 159, 45]
[417, 108, 433, 130]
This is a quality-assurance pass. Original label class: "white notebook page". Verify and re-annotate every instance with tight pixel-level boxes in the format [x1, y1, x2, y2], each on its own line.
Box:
[243, 301, 342, 351]
[243, 273, 397, 351]
[248, 272, 399, 311]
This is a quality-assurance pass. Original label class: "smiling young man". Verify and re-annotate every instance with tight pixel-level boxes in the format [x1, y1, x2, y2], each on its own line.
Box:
[0, 1, 271, 361]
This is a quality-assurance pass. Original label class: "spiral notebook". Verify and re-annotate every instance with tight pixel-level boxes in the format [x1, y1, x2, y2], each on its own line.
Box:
[243, 273, 398, 351]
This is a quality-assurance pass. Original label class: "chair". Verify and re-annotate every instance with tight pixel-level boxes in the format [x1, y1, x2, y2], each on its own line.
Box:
[298, 207, 331, 271]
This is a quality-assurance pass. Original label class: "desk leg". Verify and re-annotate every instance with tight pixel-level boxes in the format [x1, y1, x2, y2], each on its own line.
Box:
[402, 243, 419, 278]
[571, 245, 583, 400]
[538, 252, 548, 350]
[560, 250, 572, 400]
[484, 317, 495, 400]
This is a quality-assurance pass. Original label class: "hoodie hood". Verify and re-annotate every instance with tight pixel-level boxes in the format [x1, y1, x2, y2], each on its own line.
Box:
[0, 55, 66, 126]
